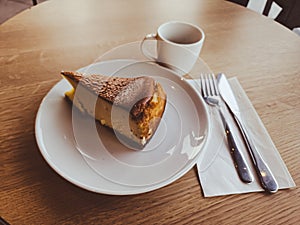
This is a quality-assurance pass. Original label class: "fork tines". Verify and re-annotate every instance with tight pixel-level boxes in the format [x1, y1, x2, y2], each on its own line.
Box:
[200, 73, 219, 98]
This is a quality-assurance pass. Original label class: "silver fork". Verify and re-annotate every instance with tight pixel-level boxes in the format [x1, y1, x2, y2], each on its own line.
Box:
[200, 74, 254, 183]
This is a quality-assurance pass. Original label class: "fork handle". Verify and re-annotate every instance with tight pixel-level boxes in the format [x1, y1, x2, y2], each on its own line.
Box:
[218, 109, 254, 183]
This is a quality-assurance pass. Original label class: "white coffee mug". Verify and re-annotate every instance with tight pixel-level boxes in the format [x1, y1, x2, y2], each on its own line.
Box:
[140, 21, 205, 74]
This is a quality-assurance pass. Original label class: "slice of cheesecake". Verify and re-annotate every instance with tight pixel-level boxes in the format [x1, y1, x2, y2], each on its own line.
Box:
[61, 71, 167, 147]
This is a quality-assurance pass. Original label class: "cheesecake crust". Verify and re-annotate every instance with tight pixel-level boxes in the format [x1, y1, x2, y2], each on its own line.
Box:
[61, 71, 155, 119]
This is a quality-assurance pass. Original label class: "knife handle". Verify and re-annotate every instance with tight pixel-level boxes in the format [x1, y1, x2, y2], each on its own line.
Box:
[235, 117, 279, 193]
[218, 109, 254, 183]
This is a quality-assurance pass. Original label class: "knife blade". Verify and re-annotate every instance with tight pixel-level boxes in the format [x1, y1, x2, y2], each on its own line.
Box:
[217, 73, 278, 193]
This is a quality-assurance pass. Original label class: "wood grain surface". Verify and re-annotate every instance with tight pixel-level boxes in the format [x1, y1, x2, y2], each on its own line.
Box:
[1, 0, 299, 224]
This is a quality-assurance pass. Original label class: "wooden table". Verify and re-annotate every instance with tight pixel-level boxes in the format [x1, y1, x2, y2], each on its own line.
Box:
[1, 0, 299, 224]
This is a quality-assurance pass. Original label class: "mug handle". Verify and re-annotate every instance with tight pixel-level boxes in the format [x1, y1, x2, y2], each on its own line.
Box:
[140, 33, 157, 61]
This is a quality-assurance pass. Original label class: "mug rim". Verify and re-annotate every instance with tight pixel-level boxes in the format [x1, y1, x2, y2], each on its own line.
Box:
[157, 21, 205, 46]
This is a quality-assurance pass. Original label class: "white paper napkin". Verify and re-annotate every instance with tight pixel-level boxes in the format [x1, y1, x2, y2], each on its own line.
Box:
[191, 77, 295, 197]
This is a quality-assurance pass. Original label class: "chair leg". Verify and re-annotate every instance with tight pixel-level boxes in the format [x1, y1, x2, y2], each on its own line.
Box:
[263, 0, 273, 16]
[32, 0, 38, 5]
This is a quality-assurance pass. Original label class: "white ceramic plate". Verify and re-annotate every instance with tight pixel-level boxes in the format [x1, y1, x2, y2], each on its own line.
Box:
[35, 59, 210, 195]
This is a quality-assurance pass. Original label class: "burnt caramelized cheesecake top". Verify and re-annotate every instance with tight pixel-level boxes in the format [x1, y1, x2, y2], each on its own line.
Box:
[61, 71, 156, 119]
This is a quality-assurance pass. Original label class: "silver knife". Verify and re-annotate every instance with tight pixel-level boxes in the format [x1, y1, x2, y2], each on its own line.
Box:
[217, 73, 278, 193]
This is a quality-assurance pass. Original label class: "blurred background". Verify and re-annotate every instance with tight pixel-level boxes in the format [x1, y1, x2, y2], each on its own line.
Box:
[0, 0, 45, 24]
[1, 0, 299, 30]
[228, 0, 300, 30]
